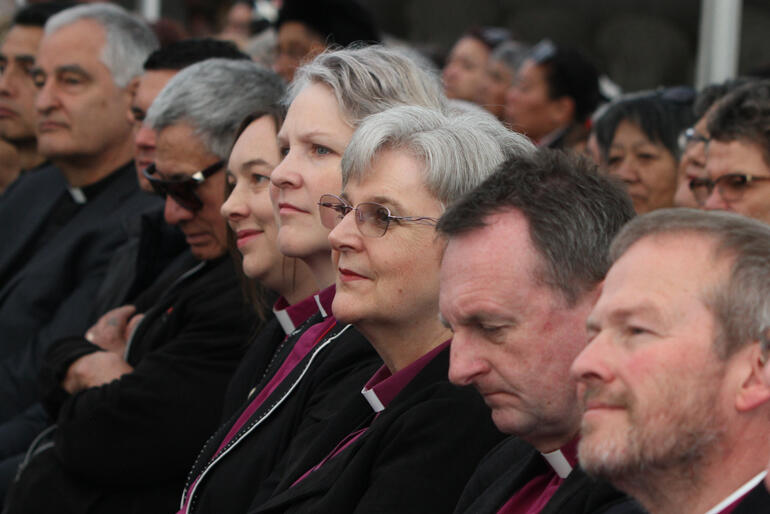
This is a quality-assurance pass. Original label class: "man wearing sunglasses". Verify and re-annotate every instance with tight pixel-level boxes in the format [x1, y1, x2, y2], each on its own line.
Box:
[695, 80, 770, 224]
[5, 60, 283, 513]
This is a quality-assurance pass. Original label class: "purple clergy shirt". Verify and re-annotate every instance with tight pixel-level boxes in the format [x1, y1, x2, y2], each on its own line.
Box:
[292, 339, 452, 486]
[497, 436, 579, 514]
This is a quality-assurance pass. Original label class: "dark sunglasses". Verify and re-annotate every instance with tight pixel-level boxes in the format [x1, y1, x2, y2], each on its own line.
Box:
[143, 160, 225, 212]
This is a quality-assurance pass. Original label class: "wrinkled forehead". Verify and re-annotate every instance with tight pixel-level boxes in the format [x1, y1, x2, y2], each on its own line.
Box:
[37, 19, 107, 71]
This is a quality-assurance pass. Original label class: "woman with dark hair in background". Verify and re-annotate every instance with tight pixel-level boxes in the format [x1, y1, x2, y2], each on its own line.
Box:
[594, 87, 695, 214]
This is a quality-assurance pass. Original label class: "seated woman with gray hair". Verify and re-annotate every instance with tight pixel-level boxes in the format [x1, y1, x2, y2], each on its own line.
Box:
[253, 105, 534, 513]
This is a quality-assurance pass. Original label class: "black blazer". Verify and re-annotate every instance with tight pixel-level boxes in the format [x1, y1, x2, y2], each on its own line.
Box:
[181, 319, 382, 513]
[0, 162, 159, 423]
[4, 257, 256, 514]
[732, 481, 770, 513]
[454, 436, 644, 514]
[252, 346, 506, 514]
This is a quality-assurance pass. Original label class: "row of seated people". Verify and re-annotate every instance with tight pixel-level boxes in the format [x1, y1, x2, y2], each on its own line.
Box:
[2, 3, 770, 514]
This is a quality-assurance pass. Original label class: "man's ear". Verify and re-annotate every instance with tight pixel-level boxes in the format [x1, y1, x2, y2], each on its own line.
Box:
[123, 76, 140, 124]
[735, 342, 770, 412]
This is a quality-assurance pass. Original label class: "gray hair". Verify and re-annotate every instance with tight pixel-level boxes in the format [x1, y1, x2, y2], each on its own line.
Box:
[286, 45, 446, 128]
[342, 105, 534, 206]
[610, 208, 770, 359]
[45, 4, 158, 88]
[490, 40, 529, 73]
[146, 59, 285, 160]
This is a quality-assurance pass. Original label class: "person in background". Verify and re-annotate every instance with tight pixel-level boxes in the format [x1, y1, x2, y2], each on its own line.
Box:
[0, 2, 72, 192]
[688, 80, 770, 225]
[4, 58, 278, 514]
[573, 209, 770, 513]
[505, 39, 600, 150]
[0, 6, 159, 491]
[442, 150, 641, 514]
[593, 86, 695, 214]
[273, 0, 380, 83]
[442, 26, 509, 106]
[479, 40, 528, 120]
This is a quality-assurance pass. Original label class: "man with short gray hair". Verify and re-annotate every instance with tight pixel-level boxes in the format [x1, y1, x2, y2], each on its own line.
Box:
[441, 149, 641, 513]
[572, 208, 770, 513]
[4, 59, 283, 514]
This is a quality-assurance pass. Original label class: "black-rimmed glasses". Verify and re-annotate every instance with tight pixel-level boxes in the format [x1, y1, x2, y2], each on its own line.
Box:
[143, 160, 225, 212]
[677, 127, 709, 153]
[318, 193, 439, 238]
[689, 172, 770, 204]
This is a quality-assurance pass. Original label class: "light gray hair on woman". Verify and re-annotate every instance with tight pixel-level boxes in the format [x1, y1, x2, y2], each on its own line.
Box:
[146, 59, 285, 160]
[341, 105, 535, 206]
[286, 45, 446, 128]
[45, 4, 158, 88]
[610, 208, 770, 360]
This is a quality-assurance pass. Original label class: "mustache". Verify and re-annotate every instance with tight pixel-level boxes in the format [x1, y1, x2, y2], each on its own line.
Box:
[580, 383, 632, 410]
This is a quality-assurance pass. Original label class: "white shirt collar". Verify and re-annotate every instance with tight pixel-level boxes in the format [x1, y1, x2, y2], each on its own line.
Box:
[704, 470, 767, 514]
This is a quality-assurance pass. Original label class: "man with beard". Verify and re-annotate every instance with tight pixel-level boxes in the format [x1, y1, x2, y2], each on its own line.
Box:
[440, 149, 642, 513]
[572, 208, 770, 513]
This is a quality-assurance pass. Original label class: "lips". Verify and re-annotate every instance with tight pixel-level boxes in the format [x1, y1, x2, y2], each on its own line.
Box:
[338, 267, 368, 281]
[236, 229, 263, 248]
[184, 232, 211, 246]
[0, 106, 17, 118]
[38, 120, 68, 132]
[278, 202, 309, 214]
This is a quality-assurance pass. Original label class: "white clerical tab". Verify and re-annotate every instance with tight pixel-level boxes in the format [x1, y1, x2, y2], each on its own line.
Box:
[68, 187, 87, 204]
[542, 449, 572, 479]
[361, 386, 385, 412]
[314, 294, 328, 318]
[273, 307, 295, 335]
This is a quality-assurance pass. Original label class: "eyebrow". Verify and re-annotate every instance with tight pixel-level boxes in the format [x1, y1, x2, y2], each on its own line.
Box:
[241, 158, 273, 169]
[588, 302, 665, 330]
[56, 64, 91, 78]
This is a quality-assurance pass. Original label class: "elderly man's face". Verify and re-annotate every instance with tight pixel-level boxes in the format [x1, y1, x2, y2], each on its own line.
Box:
[571, 233, 732, 482]
[0, 25, 44, 143]
[155, 123, 227, 260]
[34, 19, 134, 160]
[701, 139, 770, 224]
[440, 210, 594, 450]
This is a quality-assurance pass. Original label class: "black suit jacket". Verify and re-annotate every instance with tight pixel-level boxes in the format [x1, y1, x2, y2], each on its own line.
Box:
[732, 481, 770, 513]
[0, 162, 159, 423]
[252, 346, 506, 514]
[455, 436, 644, 514]
[4, 257, 256, 514]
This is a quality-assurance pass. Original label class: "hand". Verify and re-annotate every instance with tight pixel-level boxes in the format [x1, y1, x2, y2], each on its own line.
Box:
[62, 351, 134, 394]
[85, 305, 137, 354]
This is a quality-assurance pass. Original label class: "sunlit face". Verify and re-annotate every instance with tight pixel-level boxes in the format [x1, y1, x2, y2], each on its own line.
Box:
[273, 21, 324, 83]
[270, 83, 354, 262]
[329, 149, 445, 334]
[0, 25, 43, 142]
[132, 69, 177, 191]
[481, 58, 515, 119]
[156, 123, 227, 260]
[34, 20, 134, 160]
[607, 120, 678, 214]
[441, 210, 592, 446]
[673, 115, 709, 208]
[221, 116, 285, 288]
[442, 36, 490, 103]
[571, 234, 731, 482]
[702, 139, 770, 224]
[504, 59, 564, 141]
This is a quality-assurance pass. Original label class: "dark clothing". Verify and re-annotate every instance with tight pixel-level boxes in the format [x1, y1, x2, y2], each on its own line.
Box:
[729, 481, 770, 513]
[454, 436, 644, 514]
[180, 317, 381, 514]
[0, 161, 159, 423]
[4, 256, 255, 514]
[252, 346, 506, 514]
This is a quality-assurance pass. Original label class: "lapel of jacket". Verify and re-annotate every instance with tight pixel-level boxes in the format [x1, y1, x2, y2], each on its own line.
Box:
[731, 482, 770, 513]
[0, 165, 66, 277]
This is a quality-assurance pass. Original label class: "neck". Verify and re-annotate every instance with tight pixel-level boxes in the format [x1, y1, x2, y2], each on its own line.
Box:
[303, 251, 336, 291]
[15, 139, 45, 171]
[276, 258, 318, 305]
[357, 314, 452, 373]
[53, 137, 134, 187]
[532, 428, 579, 454]
[618, 434, 768, 514]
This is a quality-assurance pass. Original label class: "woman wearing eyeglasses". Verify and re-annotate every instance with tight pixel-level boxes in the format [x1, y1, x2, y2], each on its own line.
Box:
[251, 106, 534, 513]
[177, 46, 447, 514]
[593, 87, 695, 214]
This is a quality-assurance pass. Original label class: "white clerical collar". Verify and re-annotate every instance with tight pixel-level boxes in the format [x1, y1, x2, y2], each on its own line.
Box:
[68, 187, 87, 204]
[314, 293, 328, 318]
[541, 449, 573, 479]
[273, 307, 295, 335]
[361, 387, 385, 413]
[704, 470, 767, 514]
